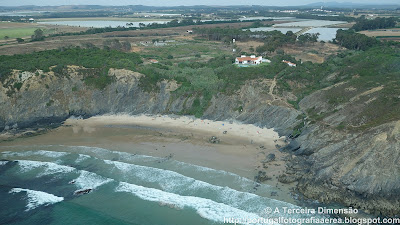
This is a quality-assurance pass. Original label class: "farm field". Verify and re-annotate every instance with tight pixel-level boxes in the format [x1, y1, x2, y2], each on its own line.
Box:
[0, 27, 37, 39]
[359, 28, 400, 41]
[0, 22, 49, 40]
[0, 22, 88, 41]
[359, 28, 400, 37]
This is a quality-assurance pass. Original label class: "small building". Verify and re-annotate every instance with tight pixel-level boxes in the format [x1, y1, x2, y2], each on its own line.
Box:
[149, 59, 159, 64]
[282, 60, 296, 67]
[186, 30, 193, 34]
[28, 18, 35, 22]
[235, 55, 263, 65]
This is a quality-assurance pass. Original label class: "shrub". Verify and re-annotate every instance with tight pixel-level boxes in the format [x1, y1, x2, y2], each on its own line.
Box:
[13, 82, 23, 91]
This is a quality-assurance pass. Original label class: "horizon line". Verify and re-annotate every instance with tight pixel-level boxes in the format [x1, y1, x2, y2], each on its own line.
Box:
[1, 3, 400, 7]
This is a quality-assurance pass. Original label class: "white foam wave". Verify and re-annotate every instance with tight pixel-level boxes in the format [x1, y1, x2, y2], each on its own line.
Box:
[2, 148, 259, 192]
[9, 188, 64, 211]
[73, 170, 113, 190]
[63, 145, 159, 162]
[0, 160, 9, 165]
[16, 160, 112, 191]
[116, 182, 278, 225]
[105, 159, 195, 190]
[68, 146, 264, 189]
[2, 150, 68, 158]
[17, 160, 75, 177]
[175, 160, 258, 185]
[104, 160, 288, 214]
[75, 154, 91, 163]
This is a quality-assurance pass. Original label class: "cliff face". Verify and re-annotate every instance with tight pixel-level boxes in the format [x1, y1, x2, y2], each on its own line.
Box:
[292, 122, 400, 216]
[1, 66, 399, 216]
[291, 83, 400, 216]
[0, 66, 300, 135]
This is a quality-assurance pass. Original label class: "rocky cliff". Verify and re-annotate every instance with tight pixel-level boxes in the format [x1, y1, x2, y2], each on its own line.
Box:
[0, 66, 300, 135]
[1, 66, 399, 216]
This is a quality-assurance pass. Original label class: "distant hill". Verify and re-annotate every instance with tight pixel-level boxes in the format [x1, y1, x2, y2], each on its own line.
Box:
[305, 1, 400, 9]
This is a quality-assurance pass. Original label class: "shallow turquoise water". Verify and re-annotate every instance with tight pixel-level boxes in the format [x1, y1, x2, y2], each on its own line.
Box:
[0, 145, 335, 225]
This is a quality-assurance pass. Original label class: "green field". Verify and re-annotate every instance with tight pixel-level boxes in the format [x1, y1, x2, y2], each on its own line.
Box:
[0, 27, 37, 39]
[0, 27, 56, 40]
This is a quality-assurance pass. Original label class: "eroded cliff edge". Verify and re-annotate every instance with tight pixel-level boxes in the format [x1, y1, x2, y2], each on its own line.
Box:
[0, 67, 399, 216]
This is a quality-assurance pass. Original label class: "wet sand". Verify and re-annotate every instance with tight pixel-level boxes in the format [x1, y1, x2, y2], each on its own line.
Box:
[0, 114, 297, 203]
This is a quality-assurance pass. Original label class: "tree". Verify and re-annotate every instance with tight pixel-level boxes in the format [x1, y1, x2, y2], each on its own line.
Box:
[297, 33, 320, 45]
[31, 29, 44, 41]
[16, 38, 24, 43]
[4, 36, 9, 40]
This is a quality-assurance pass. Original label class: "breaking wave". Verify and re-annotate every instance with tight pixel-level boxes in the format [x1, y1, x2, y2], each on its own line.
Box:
[9, 188, 64, 211]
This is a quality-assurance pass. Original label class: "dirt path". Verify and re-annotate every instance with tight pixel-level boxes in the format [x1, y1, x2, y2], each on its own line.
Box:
[269, 77, 277, 96]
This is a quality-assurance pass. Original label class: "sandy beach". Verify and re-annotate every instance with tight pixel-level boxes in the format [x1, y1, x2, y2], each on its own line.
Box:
[0, 114, 296, 203]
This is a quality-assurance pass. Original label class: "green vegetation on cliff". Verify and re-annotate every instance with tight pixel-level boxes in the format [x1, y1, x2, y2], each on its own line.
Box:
[0, 47, 142, 84]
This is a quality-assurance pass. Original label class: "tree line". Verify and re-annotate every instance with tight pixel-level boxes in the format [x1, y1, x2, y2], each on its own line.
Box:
[352, 17, 398, 31]
[44, 18, 273, 39]
[194, 27, 319, 54]
[335, 29, 379, 51]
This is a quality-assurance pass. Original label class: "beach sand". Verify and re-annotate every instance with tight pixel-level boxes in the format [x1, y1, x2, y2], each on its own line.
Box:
[0, 114, 297, 203]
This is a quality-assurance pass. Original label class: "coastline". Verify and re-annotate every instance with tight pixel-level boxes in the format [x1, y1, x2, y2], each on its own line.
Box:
[0, 114, 298, 204]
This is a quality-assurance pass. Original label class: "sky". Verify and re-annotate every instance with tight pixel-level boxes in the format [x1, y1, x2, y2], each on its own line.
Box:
[0, 0, 399, 7]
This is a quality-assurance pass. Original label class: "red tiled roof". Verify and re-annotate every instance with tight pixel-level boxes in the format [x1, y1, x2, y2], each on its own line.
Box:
[236, 57, 261, 62]
[282, 60, 296, 66]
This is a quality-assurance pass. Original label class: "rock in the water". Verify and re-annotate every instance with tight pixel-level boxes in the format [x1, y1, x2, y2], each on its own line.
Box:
[74, 188, 92, 195]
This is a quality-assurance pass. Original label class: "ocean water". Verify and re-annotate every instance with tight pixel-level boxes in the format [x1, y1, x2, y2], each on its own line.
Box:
[0, 145, 335, 225]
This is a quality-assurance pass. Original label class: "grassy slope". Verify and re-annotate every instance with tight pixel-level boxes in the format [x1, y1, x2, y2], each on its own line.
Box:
[284, 46, 400, 131]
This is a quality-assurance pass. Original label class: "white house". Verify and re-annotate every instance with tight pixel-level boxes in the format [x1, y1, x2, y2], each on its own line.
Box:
[235, 55, 263, 65]
[282, 60, 296, 67]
